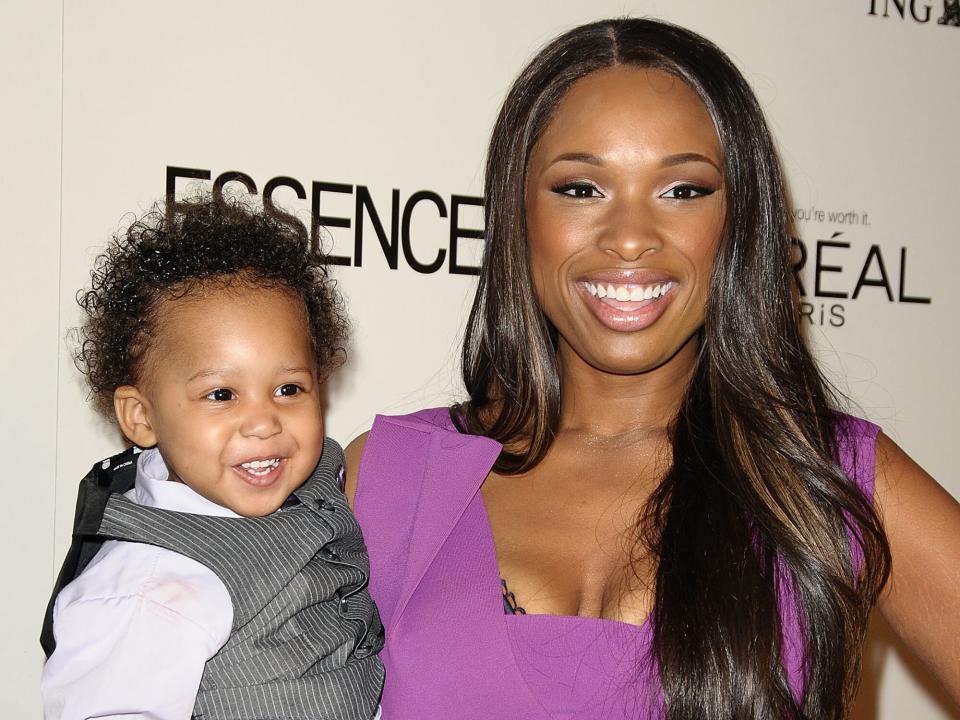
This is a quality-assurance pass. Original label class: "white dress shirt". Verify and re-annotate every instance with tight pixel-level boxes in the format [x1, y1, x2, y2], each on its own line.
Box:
[41, 448, 237, 720]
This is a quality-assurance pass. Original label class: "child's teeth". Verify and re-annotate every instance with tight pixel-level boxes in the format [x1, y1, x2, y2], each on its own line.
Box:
[250, 460, 274, 468]
[240, 458, 280, 475]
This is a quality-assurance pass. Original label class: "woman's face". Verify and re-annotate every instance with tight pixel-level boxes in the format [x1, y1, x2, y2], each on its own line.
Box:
[525, 66, 725, 377]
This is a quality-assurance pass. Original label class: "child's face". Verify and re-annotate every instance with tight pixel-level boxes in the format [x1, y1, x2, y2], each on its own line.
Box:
[120, 284, 326, 517]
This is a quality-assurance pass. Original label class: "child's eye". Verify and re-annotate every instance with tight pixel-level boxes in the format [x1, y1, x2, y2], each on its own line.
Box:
[206, 388, 235, 402]
[551, 181, 603, 199]
[275, 383, 302, 397]
[660, 184, 715, 200]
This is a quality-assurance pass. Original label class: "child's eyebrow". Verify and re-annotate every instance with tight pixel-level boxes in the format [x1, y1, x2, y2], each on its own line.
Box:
[185, 366, 315, 383]
[186, 368, 231, 383]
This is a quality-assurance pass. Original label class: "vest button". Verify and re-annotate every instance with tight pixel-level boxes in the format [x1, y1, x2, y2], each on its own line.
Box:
[321, 546, 340, 562]
[316, 498, 336, 512]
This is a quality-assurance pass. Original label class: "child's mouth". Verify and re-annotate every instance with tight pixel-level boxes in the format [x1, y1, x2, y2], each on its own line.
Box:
[234, 457, 285, 487]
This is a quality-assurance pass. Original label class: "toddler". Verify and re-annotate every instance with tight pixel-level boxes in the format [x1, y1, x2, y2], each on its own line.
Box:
[41, 195, 384, 720]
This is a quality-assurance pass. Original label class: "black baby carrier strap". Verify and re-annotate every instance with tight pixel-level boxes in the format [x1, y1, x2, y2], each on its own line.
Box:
[40, 446, 141, 657]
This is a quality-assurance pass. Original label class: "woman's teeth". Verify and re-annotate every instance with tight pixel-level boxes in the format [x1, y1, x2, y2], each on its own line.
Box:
[240, 458, 281, 476]
[582, 281, 674, 301]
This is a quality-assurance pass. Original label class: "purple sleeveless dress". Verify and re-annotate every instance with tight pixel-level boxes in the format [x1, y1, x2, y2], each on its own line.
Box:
[353, 408, 879, 719]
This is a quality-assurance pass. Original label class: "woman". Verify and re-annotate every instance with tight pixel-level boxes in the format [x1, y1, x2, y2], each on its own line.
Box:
[346, 18, 960, 719]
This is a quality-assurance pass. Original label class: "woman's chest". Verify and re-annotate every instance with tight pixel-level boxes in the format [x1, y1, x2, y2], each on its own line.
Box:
[379, 490, 663, 719]
[480, 449, 662, 625]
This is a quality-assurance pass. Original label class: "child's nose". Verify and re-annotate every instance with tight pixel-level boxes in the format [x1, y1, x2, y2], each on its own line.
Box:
[239, 399, 282, 440]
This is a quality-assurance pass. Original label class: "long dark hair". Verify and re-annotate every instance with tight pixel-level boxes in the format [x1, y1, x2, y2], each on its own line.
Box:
[456, 18, 890, 719]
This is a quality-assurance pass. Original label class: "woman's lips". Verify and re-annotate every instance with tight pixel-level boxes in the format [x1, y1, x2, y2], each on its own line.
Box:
[577, 279, 677, 332]
[232, 457, 287, 488]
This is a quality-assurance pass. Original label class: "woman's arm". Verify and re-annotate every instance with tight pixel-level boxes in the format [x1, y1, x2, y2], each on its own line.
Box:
[874, 431, 960, 704]
[343, 431, 370, 510]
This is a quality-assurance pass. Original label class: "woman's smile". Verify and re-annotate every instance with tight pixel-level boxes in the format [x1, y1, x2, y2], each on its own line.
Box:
[576, 271, 679, 332]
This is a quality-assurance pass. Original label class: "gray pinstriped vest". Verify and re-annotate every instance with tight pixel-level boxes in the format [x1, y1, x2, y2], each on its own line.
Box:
[95, 439, 384, 720]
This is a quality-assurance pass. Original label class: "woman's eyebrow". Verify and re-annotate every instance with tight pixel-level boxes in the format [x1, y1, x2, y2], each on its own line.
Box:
[660, 152, 720, 171]
[547, 151, 720, 171]
[547, 151, 604, 167]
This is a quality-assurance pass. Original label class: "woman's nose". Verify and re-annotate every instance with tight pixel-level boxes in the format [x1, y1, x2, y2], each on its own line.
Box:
[239, 399, 282, 440]
[597, 199, 663, 261]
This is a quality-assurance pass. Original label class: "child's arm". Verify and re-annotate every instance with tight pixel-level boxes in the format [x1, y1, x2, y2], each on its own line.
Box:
[41, 541, 232, 720]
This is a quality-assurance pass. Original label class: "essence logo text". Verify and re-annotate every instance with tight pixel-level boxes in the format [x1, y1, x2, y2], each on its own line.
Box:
[167, 166, 484, 275]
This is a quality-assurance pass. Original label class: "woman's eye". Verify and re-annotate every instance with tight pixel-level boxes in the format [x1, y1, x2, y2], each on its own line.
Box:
[276, 383, 302, 397]
[206, 388, 234, 402]
[661, 184, 715, 200]
[552, 182, 602, 199]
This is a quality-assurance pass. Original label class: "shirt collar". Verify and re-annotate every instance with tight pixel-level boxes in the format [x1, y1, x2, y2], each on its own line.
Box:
[131, 448, 242, 518]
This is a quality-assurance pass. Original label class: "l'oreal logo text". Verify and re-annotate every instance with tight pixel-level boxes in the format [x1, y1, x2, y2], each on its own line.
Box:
[792, 231, 931, 328]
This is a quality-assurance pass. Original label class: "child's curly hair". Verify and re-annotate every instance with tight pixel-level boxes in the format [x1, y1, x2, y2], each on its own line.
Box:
[76, 193, 348, 417]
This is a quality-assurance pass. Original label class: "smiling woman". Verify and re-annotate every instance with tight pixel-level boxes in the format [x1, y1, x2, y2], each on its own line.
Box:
[525, 66, 724, 376]
[346, 16, 960, 720]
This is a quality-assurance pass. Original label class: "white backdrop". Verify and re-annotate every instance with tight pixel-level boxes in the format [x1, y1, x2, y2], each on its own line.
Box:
[2, 1, 957, 717]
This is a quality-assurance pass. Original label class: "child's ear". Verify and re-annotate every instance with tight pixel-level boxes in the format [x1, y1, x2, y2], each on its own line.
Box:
[113, 386, 157, 448]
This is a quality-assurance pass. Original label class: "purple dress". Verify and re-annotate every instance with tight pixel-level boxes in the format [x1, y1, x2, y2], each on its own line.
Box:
[353, 408, 879, 719]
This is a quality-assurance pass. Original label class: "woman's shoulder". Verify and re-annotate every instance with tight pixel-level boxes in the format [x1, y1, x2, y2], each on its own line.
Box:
[375, 406, 460, 432]
[833, 413, 881, 440]
[343, 406, 499, 507]
[344, 408, 462, 480]
[833, 413, 882, 499]
[834, 413, 881, 447]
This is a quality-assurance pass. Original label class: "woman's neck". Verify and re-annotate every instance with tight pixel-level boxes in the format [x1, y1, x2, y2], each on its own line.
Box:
[555, 335, 698, 440]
